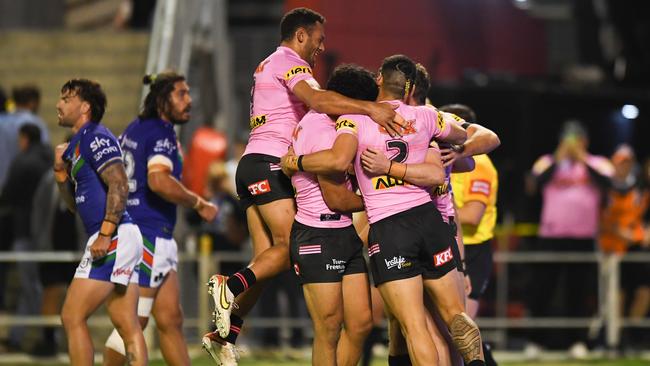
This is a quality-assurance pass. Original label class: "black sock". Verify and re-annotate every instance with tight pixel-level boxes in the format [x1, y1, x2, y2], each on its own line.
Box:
[361, 326, 382, 366]
[224, 314, 244, 344]
[227, 268, 256, 297]
[467, 360, 486, 366]
[483, 342, 497, 366]
[388, 354, 412, 366]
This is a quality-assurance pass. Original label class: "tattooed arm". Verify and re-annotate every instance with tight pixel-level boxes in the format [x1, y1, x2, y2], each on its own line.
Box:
[100, 162, 129, 225]
[87, 162, 128, 259]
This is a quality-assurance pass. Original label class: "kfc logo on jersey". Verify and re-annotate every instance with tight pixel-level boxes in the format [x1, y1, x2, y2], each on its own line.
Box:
[433, 247, 453, 267]
[90, 136, 111, 152]
[248, 179, 271, 195]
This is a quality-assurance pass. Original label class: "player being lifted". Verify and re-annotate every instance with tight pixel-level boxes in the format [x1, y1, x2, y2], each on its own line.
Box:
[54, 79, 147, 365]
[282, 55, 485, 366]
[204, 7, 405, 364]
[103, 72, 218, 366]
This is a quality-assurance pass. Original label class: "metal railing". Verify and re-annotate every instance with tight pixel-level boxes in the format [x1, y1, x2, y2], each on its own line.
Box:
[1, 236, 649, 351]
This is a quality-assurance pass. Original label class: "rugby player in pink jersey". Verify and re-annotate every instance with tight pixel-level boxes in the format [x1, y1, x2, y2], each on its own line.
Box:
[204, 7, 405, 364]
[282, 54, 486, 366]
[290, 64, 379, 366]
[362, 64, 500, 366]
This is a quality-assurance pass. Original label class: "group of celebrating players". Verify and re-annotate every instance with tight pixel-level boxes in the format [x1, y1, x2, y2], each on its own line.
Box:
[51, 6, 500, 366]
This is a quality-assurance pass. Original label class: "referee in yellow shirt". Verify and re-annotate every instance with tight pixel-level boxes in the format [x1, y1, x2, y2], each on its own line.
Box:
[441, 104, 499, 366]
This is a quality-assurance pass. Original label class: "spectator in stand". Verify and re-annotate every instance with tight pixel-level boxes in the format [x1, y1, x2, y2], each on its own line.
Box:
[113, 0, 157, 29]
[600, 145, 650, 350]
[0, 85, 49, 189]
[0, 124, 52, 351]
[528, 121, 613, 353]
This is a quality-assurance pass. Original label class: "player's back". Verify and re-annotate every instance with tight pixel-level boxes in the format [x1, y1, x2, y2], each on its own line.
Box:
[292, 111, 353, 228]
[336, 101, 450, 224]
[245, 46, 318, 158]
[120, 118, 182, 236]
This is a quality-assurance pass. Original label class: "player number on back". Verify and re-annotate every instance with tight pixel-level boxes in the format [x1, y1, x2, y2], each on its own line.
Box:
[123, 150, 137, 192]
[386, 139, 409, 163]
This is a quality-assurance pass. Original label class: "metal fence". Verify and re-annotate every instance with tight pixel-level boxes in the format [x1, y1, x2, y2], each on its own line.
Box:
[1, 233, 649, 353]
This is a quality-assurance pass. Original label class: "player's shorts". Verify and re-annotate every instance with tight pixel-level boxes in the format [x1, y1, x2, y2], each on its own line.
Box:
[465, 240, 493, 300]
[290, 221, 367, 284]
[368, 202, 458, 286]
[235, 153, 294, 210]
[445, 217, 464, 273]
[138, 226, 179, 288]
[74, 223, 142, 286]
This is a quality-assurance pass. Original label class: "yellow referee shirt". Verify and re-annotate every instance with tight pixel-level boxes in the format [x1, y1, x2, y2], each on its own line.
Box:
[451, 154, 498, 244]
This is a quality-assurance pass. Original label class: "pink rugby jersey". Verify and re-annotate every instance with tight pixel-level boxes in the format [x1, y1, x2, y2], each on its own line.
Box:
[292, 111, 353, 228]
[430, 146, 455, 221]
[244, 46, 319, 158]
[429, 112, 466, 221]
[336, 101, 451, 224]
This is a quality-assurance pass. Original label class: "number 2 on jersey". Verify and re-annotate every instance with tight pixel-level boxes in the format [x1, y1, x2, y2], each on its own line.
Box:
[386, 139, 409, 163]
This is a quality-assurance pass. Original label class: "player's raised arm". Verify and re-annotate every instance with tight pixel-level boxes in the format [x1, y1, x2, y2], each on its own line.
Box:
[292, 81, 405, 137]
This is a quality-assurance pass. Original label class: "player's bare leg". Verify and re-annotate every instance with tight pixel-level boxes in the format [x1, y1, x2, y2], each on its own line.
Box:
[150, 271, 190, 365]
[62, 278, 146, 366]
[378, 276, 439, 366]
[425, 269, 484, 365]
[387, 297, 455, 366]
[303, 282, 344, 366]
[210, 199, 295, 337]
[105, 283, 148, 366]
[337, 273, 372, 366]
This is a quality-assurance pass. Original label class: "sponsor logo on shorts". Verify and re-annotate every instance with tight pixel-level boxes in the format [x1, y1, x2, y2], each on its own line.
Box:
[368, 243, 380, 257]
[127, 198, 140, 206]
[433, 247, 453, 267]
[80, 258, 90, 269]
[293, 263, 301, 276]
[326, 259, 346, 272]
[372, 175, 408, 190]
[112, 266, 133, 277]
[335, 118, 357, 133]
[248, 179, 271, 195]
[75, 195, 86, 204]
[384, 256, 411, 270]
[299, 244, 321, 255]
[284, 66, 313, 80]
[250, 114, 267, 130]
[469, 179, 491, 196]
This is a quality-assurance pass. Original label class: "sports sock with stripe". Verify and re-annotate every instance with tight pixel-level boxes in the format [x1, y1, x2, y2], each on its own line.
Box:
[227, 268, 257, 297]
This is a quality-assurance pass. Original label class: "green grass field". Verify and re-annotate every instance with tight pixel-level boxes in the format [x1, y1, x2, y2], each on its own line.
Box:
[144, 357, 647, 366]
[5, 355, 647, 365]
